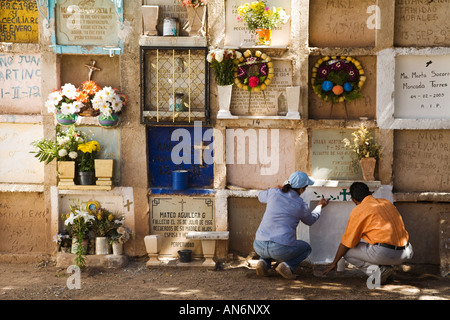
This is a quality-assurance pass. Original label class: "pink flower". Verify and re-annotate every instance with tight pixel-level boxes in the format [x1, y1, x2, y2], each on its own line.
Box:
[237, 15, 241, 21]
[265, 6, 269, 11]
[248, 76, 259, 88]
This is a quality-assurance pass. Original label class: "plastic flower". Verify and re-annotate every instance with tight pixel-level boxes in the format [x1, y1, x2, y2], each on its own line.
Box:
[69, 151, 78, 159]
[61, 83, 78, 100]
[248, 76, 259, 88]
[207, 48, 242, 86]
[78, 141, 100, 153]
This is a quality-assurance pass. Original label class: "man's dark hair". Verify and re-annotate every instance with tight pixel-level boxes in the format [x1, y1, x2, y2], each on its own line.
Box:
[350, 182, 372, 202]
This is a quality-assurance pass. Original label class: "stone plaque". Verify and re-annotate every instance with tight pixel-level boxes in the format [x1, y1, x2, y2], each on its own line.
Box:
[55, 0, 119, 46]
[0, 0, 39, 43]
[0, 123, 44, 184]
[394, 130, 450, 192]
[230, 59, 292, 116]
[309, 0, 376, 48]
[395, 0, 450, 47]
[0, 53, 41, 114]
[394, 55, 450, 119]
[226, 128, 295, 189]
[311, 129, 363, 181]
[225, 0, 291, 48]
[0, 192, 47, 253]
[150, 196, 214, 256]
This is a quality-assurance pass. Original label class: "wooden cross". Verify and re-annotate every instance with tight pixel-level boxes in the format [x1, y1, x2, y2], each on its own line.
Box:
[193, 141, 211, 166]
[84, 60, 101, 81]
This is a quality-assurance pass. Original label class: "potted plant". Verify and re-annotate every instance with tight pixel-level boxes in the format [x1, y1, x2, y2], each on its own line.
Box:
[62, 201, 95, 268]
[92, 86, 128, 127]
[77, 140, 101, 185]
[109, 218, 131, 255]
[237, 1, 289, 46]
[45, 83, 84, 125]
[31, 125, 87, 186]
[343, 124, 382, 181]
[91, 207, 116, 255]
[207, 48, 242, 117]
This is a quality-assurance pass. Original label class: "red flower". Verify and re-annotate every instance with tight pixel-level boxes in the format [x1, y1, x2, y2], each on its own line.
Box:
[248, 76, 259, 88]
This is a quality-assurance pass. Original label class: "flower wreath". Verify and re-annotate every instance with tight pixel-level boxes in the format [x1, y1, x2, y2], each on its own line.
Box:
[312, 56, 366, 103]
[234, 50, 274, 92]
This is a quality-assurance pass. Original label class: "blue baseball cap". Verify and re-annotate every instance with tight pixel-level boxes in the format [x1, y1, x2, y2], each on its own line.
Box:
[285, 171, 315, 189]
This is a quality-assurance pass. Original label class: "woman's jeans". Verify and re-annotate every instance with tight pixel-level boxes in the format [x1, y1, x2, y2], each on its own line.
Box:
[253, 239, 312, 271]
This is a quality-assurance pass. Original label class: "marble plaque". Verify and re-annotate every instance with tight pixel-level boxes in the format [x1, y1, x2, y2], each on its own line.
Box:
[150, 196, 214, 256]
[311, 129, 363, 181]
[394, 130, 450, 192]
[225, 0, 291, 48]
[0, 0, 39, 43]
[0, 123, 44, 184]
[0, 53, 41, 114]
[230, 60, 292, 116]
[394, 55, 450, 119]
[394, 0, 450, 47]
[55, 0, 119, 46]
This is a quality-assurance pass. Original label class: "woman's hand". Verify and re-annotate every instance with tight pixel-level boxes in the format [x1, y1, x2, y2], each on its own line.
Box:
[318, 198, 329, 208]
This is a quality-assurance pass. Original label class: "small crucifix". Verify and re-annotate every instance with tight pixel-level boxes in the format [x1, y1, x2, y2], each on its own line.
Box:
[84, 60, 101, 81]
[193, 141, 211, 166]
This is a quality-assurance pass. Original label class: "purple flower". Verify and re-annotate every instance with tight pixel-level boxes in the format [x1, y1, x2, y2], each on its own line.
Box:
[259, 63, 268, 76]
[237, 66, 247, 78]
[331, 60, 344, 71]
[318, 66, 330, 79]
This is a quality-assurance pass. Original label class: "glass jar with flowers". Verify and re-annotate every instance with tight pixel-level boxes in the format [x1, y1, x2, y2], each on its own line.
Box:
[237, 1, 290, 46]
[31, 125, 87, 186]
[63, 201, 95, 268]
[343, 124, 382, 181]
[45, 83, 84, 125]
[92, 86, 128, 127]
[77, 140, 101, 185]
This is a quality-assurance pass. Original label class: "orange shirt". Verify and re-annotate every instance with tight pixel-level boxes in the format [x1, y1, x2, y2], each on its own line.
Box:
[341, 195, 409, 248]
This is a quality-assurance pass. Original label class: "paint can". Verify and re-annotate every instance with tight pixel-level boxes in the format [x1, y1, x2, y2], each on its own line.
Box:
[172, 170, 188, 190]
[163, 17, 179, 36]
[178, 249, 192, 263]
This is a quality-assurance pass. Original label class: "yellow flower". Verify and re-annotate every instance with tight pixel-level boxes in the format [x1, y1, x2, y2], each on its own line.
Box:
[97, 213, 103, 220]
[78, 140, 100, 153]
[108, 214, 114, 221]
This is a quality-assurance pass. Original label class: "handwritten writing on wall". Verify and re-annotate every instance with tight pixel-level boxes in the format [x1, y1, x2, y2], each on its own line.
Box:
[0, 0, 38, 43]
[395, 0, 450, 47]
[0, 123, 44, 184]
[0, 53, 41, 114]
[56, 0, 118, 46]
[151, 196, 214, 256]
[394, 55, 450, 119]
[0, 193, 47, 253]
[394, 130, 450, 192]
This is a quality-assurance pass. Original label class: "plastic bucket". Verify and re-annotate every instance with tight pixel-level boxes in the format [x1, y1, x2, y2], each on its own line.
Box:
[178, 249, 192, 262]
[172, 170, 188, 190]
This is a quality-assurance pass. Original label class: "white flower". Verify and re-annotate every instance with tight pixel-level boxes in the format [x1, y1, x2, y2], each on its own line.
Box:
[99, 103, 113, 116]
[215, 50, 224, 63]
[207, 52, 213, 63]
[45, 100, 58, 114]
[111, 95, 123, 112]
[60, 102, 76, 115]
[235, 50, 242, 59]
[48, 91, 63, 104]
[69, 151, 78, 159]
[58, 149, 68, 157]
[73, 101, 83, 113]
[64, 212, 75, 226]
[61, 83, 78, 100]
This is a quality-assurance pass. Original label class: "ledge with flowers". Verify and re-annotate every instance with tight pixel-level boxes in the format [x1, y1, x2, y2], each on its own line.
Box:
[55, 200, 131, 268]
[45, 81, 128, 128]
[31, 124, 115, 190]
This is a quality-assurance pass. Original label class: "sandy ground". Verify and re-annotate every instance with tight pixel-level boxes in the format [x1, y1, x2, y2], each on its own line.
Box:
[0, 256, 448, 304]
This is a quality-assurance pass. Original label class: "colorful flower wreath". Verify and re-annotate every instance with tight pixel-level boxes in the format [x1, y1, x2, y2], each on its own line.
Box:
[234, 50, 274, 92]
[312, 56, 366, 103]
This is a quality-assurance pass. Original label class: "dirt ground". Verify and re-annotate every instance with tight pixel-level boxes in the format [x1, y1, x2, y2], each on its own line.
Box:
[0, 256, 449, 304]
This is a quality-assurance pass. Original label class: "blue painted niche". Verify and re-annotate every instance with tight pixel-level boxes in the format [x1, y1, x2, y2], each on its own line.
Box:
[147, 126, 214, 191]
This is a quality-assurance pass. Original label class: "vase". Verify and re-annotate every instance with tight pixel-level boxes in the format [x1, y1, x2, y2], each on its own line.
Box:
[255, 28, 272, 46]
[141, 5, 159, 36]
[184, 6, 206, 36]
[71, 237, 89, 254]
[360, 157, 376, 181]
[56, 112, 78, 125]
[217, 85, 233, 119]
[112, 242, 123, 255]
[57, 161, 75, 186]
[78, 171, 96, 185]
[94, 159, 114, 186]
[95, 237, 109, 255]
[98, 113, 119, 127]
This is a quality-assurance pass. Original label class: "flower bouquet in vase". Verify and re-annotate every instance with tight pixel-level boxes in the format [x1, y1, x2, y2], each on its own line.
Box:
[45, 83, 84, 125]
[92, 86, 128, 127]
[237, 1, 289, 46]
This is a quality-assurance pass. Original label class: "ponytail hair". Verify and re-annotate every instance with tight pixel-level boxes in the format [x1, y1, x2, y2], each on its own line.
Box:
[281, 184, 292, 193]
